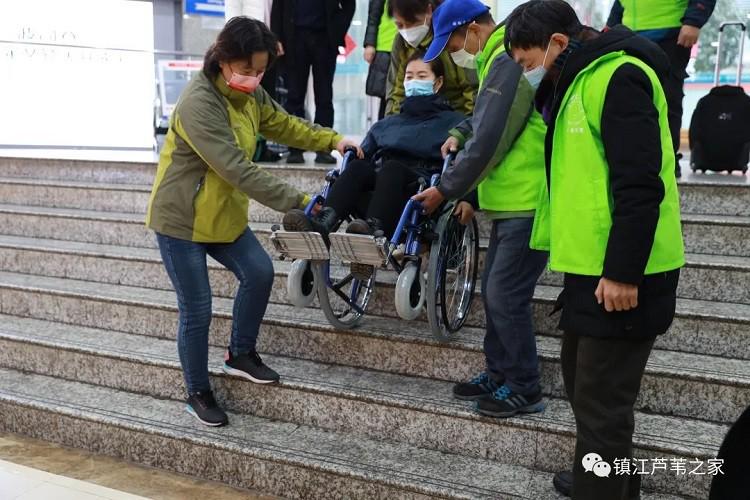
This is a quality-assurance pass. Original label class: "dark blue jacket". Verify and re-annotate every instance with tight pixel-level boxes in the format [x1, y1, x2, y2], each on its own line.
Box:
[361, 95, 466, 164]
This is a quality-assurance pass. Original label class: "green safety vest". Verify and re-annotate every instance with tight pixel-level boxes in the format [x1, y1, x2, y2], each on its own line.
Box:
[621, 0, 688, 31]
[530, 52, 685, 276]
[376, 1, 398, 52]
[475, 26, 546, 213]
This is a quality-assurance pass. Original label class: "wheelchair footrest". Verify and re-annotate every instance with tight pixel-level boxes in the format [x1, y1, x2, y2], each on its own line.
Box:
[329, 233, 388, 267]
[270, 231, 329, 260]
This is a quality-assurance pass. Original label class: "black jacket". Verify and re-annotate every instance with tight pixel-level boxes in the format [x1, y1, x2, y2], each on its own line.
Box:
[364, 0, 386, 48]
[539, 27, 681, 339]
[361, 94, 466, 163]
[271, 0, 356, 57]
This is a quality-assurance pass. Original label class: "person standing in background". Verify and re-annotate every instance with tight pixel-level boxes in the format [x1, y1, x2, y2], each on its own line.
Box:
[607, 0, 716, 177]
[364, 0, 399, 119]
[272, 0, 356, 165]
[386, 0, 477, 116]
[257, 0, 285, 163]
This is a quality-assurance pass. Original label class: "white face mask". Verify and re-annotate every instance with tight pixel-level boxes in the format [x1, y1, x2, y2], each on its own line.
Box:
[399, 18, 430, 48]
[523, 42, 553, 90]
[451, 30, 480, 69]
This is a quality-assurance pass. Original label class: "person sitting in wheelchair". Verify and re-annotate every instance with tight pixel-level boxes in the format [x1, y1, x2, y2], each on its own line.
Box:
[282, 50, 477, 239]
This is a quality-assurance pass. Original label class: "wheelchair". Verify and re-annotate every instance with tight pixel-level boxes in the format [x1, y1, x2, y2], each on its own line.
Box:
[270, 148, 479, 342]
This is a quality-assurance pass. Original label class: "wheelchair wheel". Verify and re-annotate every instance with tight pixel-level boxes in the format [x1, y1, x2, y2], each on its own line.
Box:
[313, 262, 376, 329]
[394, 261, 426, 321]
[286, 259, 316, 308]
[426, 208, 479, 341]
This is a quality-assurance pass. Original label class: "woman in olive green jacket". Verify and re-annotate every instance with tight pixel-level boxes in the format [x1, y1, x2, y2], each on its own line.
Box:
[146, 17, 360, 427]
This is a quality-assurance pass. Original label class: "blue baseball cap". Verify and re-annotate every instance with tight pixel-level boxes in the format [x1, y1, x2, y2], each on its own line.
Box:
[424, 0, 491, 62]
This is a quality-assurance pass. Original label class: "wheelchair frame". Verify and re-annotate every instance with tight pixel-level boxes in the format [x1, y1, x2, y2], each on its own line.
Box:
[271, 149, 479, 341]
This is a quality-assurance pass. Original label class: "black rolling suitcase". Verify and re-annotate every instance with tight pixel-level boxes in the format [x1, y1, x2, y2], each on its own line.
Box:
[689, 22, 750, 174]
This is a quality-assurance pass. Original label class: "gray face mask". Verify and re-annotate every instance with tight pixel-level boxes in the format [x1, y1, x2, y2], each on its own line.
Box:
[522, 41, 552, 90]
[523, 65, 547, 90]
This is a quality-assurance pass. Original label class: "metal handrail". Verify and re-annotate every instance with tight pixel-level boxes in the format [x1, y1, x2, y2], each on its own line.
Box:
[0, 38, 202, 57]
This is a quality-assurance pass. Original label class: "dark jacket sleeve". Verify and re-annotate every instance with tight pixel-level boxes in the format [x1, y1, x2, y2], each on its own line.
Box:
[365, 0, 385, 47]
[600, 63, 665, 285]
[437, 54, 534, 199]
[460, 189, 479, 210]
[450, 118, 474, 146]
[606, 0, 623, 28]
[360, 129, 378, 159]
[682, 0, 716, 29]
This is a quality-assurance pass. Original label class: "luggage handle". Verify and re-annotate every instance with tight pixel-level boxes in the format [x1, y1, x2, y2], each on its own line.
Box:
[714, 22, 747, 87]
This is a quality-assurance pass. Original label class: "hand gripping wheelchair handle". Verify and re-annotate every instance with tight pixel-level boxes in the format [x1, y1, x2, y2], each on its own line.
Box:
[432, 152, 456, 188]
[441, 152, 457, 174]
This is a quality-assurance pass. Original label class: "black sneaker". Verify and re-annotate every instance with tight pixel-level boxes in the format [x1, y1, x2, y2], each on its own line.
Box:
[186, 391, 228, 427]
[316, 152, 337, 164]
[346, 218, 373, 235]
[283, 209, 315, 232]
[453, 372, 502, 401]
[475, 385, 546, 418]
[553, 470, 572, 497]
[223, 349, 280, 384]
[287, 150, 306, 164]
[257, 148, 283, 163]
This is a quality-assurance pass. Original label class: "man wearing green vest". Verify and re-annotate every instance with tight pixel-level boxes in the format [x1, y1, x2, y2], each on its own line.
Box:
[505, 1, 685, 498]
[364, 0, 399, 119]
[607, 0, 716, 177]
[415, 0, 549, 419]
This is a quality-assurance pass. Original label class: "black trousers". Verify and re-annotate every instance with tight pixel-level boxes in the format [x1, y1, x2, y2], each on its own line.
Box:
[561, 332, 655, 500]
[286, 28, 337, 131]
[657, 37, 691, 160]
[325, 159, 429, 236]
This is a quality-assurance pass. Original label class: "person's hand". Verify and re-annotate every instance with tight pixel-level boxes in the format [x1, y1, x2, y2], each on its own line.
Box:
[277, 41, 285, 56]
[441, 136, 460, 159]
[453, 201, 474, 225]
[595, 277, 638, 312]
[677, 25, 700, 48]
[335, 138, 364, 159]
[412, 186, 445, 215]
[364, 46, 376, 64]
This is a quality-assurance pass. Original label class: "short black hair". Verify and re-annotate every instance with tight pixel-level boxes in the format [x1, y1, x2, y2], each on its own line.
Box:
[504, 0, 583, 52]
[388, 0, 439, 23]
[406, 49, 445, 79]
[203, 16, 278, 77]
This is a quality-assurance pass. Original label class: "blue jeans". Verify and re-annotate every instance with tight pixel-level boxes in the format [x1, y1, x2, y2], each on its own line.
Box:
[482, 217, 548, 395]
[156, 228, 274, 394]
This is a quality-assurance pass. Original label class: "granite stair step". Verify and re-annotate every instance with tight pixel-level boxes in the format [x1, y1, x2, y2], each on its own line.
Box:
[0, 177, 285, 223]
[0, 271, 747, 426]
[0, 321, 726, 498]
[0, 368, 570, 500]
[0, 236, 749, 343]
[0, 167, 749, 219]
[0, 202, 749, 270]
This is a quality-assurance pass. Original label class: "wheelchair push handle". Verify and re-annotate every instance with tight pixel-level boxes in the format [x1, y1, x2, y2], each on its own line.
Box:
[441, 152, 457, 174]
[339, 146, 359, 175]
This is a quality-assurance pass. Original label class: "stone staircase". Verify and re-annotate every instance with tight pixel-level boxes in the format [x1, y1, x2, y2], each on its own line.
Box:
[0, 155, 748, 499]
